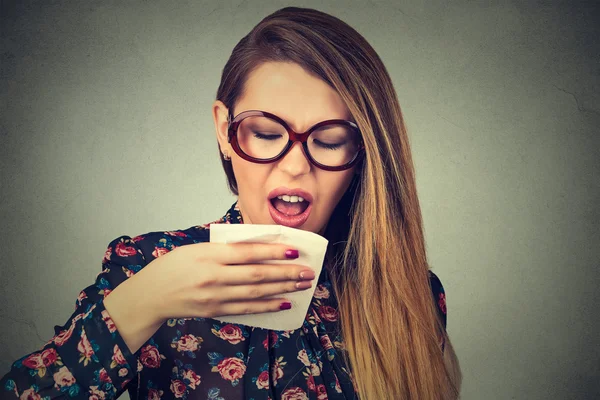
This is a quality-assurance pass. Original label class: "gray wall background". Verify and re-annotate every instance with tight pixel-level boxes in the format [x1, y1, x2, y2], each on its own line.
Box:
[1, 1, 598, 399]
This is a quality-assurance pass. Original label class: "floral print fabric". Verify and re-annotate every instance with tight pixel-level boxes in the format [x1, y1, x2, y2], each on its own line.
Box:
[1, 202, 448, 399]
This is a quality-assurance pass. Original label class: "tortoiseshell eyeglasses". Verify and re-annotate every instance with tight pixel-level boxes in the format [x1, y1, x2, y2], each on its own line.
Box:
[227, 109, 364, 171]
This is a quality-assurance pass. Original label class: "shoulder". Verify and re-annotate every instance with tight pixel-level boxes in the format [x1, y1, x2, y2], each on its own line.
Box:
[102, 224, 211, 269]
[428, 270, 447, 329]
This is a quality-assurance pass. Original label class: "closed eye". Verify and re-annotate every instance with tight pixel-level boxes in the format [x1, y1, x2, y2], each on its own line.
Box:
[253, 132, 284, 140]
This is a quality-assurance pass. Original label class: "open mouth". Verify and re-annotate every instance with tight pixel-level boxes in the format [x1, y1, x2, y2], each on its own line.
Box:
[267, 188, 313, 228]
[270, 195, 310, 216]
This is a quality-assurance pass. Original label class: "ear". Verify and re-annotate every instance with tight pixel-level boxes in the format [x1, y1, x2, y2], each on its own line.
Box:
[212, 100, 231, 156]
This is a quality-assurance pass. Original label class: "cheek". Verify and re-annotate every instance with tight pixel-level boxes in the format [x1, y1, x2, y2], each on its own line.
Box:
[316, 170, 356, 206]
[231, 161, 272, 198]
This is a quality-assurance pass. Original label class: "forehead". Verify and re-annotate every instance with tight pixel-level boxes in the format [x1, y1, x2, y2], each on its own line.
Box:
[235, 61, 352, 131]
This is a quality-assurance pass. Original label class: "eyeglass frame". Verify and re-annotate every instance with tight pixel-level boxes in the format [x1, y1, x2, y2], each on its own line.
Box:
[227, 109, 365, 171]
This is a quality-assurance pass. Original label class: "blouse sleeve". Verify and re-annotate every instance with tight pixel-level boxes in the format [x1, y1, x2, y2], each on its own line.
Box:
[0, 235, 148, 399]
[428, 270, 448, 352]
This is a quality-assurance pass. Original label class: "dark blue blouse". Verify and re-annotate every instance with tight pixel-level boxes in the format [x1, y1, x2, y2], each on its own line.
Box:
[1, 202, 447, 400]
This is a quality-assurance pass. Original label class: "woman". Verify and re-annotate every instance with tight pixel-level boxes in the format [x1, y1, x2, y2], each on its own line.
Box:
[0, 6, 461, 400]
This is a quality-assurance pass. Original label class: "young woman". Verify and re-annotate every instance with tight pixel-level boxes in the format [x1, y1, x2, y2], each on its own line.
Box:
[0, 6, 461, 400]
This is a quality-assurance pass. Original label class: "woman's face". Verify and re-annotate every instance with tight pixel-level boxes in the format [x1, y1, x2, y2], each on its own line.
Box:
[213, 61, 357, 234]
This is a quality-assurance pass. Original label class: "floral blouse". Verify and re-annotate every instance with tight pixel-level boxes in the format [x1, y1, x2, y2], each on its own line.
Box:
[1, 202, 448, 400]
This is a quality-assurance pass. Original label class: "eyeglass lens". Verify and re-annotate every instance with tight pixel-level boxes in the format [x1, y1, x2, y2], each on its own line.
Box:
[236, 116, 361, 167]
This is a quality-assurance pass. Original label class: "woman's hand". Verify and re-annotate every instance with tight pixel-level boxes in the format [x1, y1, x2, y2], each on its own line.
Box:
[139, 242, 316, 322]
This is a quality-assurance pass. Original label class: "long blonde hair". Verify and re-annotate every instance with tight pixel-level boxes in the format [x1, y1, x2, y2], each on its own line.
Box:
[215, 6, 461, 399]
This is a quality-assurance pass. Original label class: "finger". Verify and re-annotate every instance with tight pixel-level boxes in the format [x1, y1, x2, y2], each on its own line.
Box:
[218, 264, 316, 285]
[209, 242, 299, 265]
[218, 280, 314, 302]
[215, 298, 294, 317]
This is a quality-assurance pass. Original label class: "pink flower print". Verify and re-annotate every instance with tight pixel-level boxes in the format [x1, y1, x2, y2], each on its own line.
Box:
[99, 368, 112, 383]
[111, 345, 128, 369]
[216, 357, 247, 382]
[175, 334, 202, 353]
[77, 330, 94, 365]
[318, 305, 338, 322]
[170, 379, 186, 398]
[182, 369, 201, 390]
[438, 292, 447, 314]
[281, 386, 309, 400]
[306, 374, 316, 392]
[165, 231, 187, 237]
[152, 246, 170, 258]
[102, 247, 112, 264]
[313, 284, 330, 299]
[148, 388, 164, 400]
[316, 384, 328, 399]
[131, 235, 145, 243]
[101, 309, 117, 333]
[256, 370, 269, 389]
[20, 388, 42, 400]
[88, 385, 106, 400]
[53, 366, 76, 388]
[140, 344, 165, 368]
[319, 335, 333, 351]
[213, 324, 245, 344]
[297, 349, 310, 367]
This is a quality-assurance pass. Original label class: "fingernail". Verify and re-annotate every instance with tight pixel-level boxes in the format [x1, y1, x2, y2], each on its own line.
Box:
[285, 249, 299, 259]
[295, 281, 312, 290]
[280, 301, 292, 310]
[299, 270, 315, 280]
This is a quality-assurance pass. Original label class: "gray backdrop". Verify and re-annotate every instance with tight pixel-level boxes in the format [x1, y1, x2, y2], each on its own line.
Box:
[1, 1, 598, 399]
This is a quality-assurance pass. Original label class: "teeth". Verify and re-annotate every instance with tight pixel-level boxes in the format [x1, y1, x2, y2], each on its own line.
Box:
[275, 195, 306, 203]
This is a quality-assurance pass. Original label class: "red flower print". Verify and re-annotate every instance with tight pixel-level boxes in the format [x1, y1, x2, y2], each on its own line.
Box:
[115, 241, 137, 257]
[152, 246, 169, 258]
[216, 357, 247, 382]
[319, 335, 333, 351]
[281, 386, 309, 400]
[76, 291, 87, 305]
[148, 388, 164, 400]
[140, 344, 163, 368]
[317, 305, 338, 322]
[165, 231, 187, 237]
[170, 379, 186, 398]
[316, 384, 328, 399]
[40, 348, 58, 367]
[438, 293, 447, 314]
[99, 368, 112, 383]
[22, 354, 45, 370]
[215, 324, 245, 344]
[20, 388, 42, 400]
[131, 235, 145, 243]
[102, 247, 112, 264]
[306, 374, 316, 392]
[256, 370, 269, 389]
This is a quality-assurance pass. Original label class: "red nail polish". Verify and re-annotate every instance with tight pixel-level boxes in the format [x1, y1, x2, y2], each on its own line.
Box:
[280, 301, 292, 310]
[285, 249, 299, 259]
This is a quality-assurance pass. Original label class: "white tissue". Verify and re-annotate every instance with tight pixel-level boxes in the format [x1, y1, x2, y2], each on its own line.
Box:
[209, 223, 328, 330]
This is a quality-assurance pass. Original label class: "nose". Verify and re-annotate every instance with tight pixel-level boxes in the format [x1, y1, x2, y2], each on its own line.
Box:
[276, 142, 311, 177]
